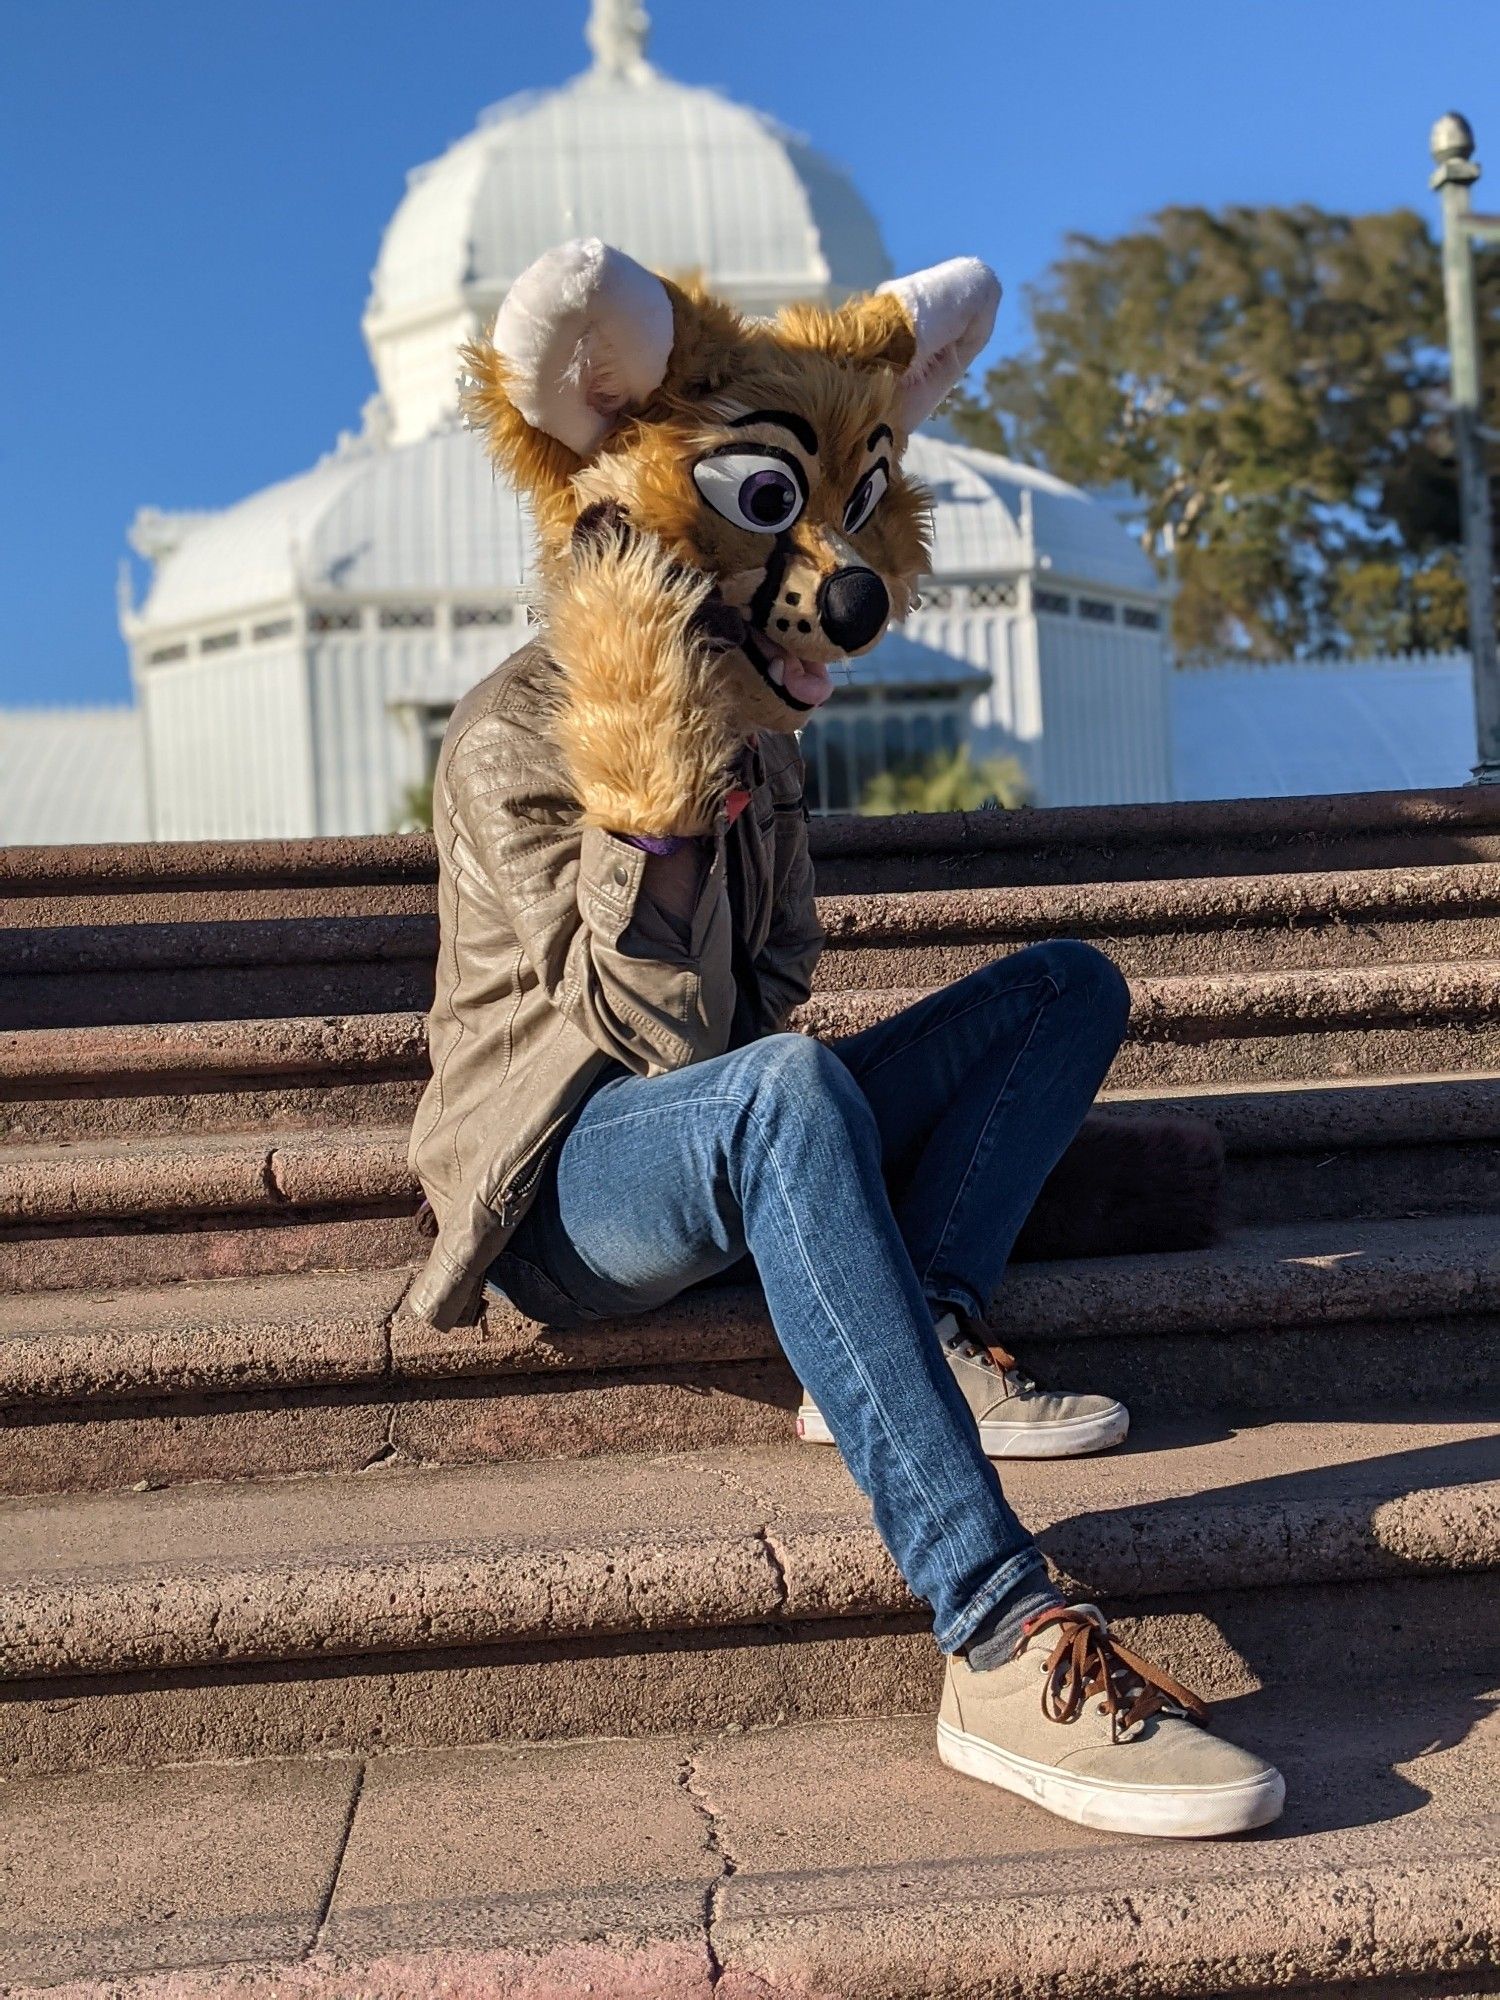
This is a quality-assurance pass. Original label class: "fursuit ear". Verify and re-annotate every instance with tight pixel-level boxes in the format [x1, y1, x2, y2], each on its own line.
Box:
[876, 257, 1001, 432]
[491, 237, 675, 459]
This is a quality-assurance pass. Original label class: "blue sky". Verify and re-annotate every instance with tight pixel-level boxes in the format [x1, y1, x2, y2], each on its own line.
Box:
[4, 0, 1498, 708]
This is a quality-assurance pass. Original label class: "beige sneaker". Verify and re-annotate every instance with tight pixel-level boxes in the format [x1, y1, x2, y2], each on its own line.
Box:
[796, 1313, 1129, 1459]
[938, 1604, 1285, 1837]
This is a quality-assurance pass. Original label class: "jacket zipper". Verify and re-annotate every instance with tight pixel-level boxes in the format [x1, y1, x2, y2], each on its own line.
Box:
[491, 1083, 593, 1226]
[493, 1126, 563, 1225]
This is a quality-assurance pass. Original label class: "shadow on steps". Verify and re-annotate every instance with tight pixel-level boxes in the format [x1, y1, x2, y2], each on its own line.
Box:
[1215, 1674, 1498, 1839]
[1057, 1423, 1500, 1841]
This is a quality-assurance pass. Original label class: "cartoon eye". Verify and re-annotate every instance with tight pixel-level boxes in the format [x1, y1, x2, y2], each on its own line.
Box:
[693, 449, 807, 533]
[844, 460, 889, 535]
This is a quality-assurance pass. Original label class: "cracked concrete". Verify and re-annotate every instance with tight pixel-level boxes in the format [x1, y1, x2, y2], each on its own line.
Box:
[4, 1684, 1499, 1997]
[680, 1748, 737, 1989]
[0, 1753, 361, 1989]
[6, 806, 1500, 1995]
[309, 1761, 366, 1956]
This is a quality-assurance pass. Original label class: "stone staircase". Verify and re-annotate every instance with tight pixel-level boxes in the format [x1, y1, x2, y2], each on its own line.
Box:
[1, 790, 1498, 1999]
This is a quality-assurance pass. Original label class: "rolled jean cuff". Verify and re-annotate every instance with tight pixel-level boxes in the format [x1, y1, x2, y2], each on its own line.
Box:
[935, 1545, 1051, 1655]
[924, 1279, 987, 1325]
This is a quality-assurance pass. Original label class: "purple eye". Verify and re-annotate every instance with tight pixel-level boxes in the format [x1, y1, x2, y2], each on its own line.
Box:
[740, 468, 799, 527]
[693, 449, 808, 533]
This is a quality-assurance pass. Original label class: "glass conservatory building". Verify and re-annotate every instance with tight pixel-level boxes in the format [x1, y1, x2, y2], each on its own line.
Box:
[30, 2, 1174, 842]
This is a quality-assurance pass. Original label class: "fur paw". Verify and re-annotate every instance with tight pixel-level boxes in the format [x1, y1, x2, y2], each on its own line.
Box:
[572, 497, 634, 558]
[547, 527, 741, 838]
[573, 502, 746, 655]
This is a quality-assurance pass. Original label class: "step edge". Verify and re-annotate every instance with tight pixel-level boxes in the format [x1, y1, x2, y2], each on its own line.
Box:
[10, 1214, 1500, 1403]
[10, 957, 1500, 1094]
[710, 1843, 1500, 2000]
[3, 1470, 1496, 1681]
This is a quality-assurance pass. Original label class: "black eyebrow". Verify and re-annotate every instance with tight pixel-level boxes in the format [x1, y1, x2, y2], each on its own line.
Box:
[729, 407, 819, 457]
[866, 424, 893, 451]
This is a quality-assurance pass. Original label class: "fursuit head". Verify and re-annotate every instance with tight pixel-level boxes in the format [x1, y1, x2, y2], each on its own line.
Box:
[460, 236, 998, 838]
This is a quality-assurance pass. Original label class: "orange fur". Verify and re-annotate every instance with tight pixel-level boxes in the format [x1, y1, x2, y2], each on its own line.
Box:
[780, 292, 917, 376]
[459, 337, 580, 547]
[545, 532, 738, 836]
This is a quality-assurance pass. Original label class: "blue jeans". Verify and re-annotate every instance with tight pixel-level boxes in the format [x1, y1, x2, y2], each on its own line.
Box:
[492, 942, 1131, 1650]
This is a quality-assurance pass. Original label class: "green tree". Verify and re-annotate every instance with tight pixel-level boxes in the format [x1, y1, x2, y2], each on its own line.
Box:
[860, 746, 1030, 815]
[953, 204, 1500, 658]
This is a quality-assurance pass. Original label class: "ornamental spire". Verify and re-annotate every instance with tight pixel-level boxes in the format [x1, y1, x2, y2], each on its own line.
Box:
[586, 0, 652, 79]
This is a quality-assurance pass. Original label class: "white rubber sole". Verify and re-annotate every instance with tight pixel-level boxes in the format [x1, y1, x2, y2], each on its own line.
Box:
[796, 1399, 1130, 1460]
[936, 1717, 1286, 1838]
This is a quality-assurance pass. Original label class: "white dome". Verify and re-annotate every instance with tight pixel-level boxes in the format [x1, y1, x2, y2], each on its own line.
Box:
[132, 428, 1154, 637]
[363, 3, 890, 443]
[369, 76, 890, 319]
[133, 428, 533, 630]
[925, 439, 1158, 593]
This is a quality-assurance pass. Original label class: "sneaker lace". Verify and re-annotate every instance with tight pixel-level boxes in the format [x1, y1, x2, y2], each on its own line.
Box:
[1020, 1605, 1211, 1742]
[943, 1327, 1037, 1393]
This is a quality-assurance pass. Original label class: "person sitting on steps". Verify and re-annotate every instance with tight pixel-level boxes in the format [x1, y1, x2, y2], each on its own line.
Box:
[406, 236, 1285, 1839]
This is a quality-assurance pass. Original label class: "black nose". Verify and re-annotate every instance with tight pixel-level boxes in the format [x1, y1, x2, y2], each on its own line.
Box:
[819, 566, 890, 652]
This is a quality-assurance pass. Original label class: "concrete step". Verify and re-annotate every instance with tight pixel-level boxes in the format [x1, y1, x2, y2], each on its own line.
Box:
[12, 855, 1500, 1031]
[0, 1128, 416, 1295]
[0, 1013, 430, 1143]
[0, 1121, 418, 1291]
[0, 913, 434, 1030]
[1130, 1069, 1500, 1227]
[8, 1026, 1500, 1306]
[8, 950, 1500, 1152]
[4, 1685, 1497, 1999]
[9, 1036, 1500, 1283]
[2, 1415, 1496, 1772]
[816, 862, 1500, 987]
[5, 1215, 1500, 1494]
[0, 832, 433, 922]
[6, 784, 1500, 924]
[810, 783, 1500, 892]
[0, 836, 432, 1031]
[806, 959, 1500, 1090]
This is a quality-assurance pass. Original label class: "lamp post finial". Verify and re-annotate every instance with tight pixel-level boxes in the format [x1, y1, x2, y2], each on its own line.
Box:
[1432, 110, 1477, 164]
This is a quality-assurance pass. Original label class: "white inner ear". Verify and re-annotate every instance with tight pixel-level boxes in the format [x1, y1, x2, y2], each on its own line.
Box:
[492, 238, 675, 458]
[876, 257, 1002, 433]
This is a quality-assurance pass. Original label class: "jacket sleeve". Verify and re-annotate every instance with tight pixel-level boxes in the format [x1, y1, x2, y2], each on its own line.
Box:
[444, 699, 735, 1077]
[749, 779, 825, 1035]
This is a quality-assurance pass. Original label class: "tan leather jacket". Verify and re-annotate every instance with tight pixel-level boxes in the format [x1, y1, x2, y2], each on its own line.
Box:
[406, 641, 825, 1327]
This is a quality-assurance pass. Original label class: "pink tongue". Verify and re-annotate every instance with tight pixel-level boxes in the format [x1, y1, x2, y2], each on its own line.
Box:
[782, 654, 834, 708]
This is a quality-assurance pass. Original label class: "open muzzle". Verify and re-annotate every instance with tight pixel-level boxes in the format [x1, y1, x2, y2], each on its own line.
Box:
[718, 529, 892, 729]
